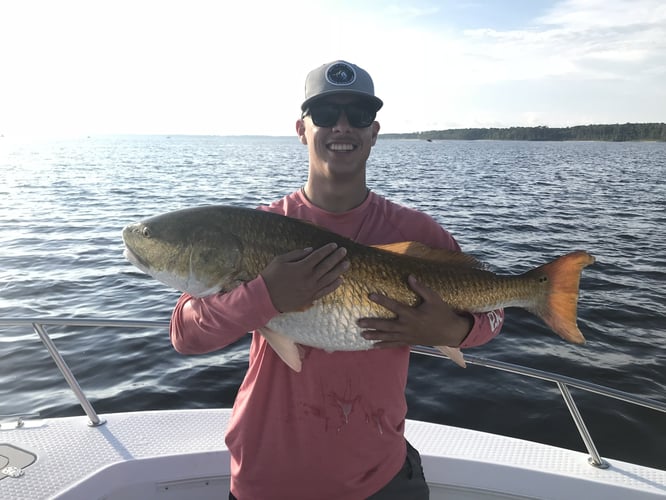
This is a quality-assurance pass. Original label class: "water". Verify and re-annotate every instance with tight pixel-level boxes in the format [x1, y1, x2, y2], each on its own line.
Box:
[1, 135, 665, 470]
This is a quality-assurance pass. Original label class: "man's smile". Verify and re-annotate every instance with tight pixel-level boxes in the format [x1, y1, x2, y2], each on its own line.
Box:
[327, 143, 356, 152]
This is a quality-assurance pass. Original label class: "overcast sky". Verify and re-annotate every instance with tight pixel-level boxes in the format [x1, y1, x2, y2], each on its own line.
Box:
[1, 0, 664, 137]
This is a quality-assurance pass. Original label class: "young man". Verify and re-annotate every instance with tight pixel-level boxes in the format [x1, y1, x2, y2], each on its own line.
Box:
[170, 60, 503, 499]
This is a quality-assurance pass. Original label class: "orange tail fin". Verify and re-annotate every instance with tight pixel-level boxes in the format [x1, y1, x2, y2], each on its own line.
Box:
[526, 251, 595, 344]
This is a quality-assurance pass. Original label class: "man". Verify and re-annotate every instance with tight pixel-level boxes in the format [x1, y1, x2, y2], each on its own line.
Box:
[170, 60, 503, 499]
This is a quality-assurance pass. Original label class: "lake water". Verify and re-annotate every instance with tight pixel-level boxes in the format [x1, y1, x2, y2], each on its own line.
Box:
[1, 135, 664, 470]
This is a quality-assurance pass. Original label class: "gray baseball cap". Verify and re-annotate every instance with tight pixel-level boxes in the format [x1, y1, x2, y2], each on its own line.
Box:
[301, 60, 383, 112]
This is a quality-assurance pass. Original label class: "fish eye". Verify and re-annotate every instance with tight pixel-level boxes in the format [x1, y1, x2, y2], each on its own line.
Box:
[142, 226, 151, 238]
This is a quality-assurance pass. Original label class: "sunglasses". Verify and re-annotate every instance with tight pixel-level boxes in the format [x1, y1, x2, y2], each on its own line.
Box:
[303, 102, 377, 128]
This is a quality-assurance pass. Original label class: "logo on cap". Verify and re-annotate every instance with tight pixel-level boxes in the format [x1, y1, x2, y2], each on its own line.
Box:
[326, 62, 356, 86]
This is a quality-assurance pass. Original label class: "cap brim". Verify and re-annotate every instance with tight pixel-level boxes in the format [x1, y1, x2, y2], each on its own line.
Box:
[301, 91, 383, 112]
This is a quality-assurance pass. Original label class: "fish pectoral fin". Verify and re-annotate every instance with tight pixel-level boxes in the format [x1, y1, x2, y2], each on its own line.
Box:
[258, 326, 303, 372]
[435, 345, 467, 368]
[372, 242, 484, 268]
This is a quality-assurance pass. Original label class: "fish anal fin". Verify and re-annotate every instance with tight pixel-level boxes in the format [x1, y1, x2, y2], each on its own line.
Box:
[373, 242, 483, 268]
[435, 345, 467, 368]
[258, 326, 304, 372]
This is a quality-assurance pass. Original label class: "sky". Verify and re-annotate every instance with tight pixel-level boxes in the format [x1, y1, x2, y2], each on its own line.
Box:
[1, 0, 664, 137]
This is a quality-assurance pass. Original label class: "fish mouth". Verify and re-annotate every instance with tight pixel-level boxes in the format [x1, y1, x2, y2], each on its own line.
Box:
[123, 246, 151, 274]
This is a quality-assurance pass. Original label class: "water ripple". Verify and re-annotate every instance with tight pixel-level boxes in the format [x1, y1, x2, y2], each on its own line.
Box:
[1, 136, 664, 469]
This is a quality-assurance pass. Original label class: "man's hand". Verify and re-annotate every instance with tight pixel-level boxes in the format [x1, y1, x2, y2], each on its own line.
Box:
[260, 243, 349, 313]
[358, 275, 472, 348]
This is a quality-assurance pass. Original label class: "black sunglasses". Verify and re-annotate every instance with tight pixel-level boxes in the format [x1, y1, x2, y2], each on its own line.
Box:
[303, 102, 377, 128]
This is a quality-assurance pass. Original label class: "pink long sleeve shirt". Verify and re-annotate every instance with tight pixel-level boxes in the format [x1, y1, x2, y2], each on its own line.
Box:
[170, 190, 503, 499]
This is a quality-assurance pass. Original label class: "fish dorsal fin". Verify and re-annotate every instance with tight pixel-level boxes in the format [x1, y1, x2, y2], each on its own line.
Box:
[372, 242, 483, 268]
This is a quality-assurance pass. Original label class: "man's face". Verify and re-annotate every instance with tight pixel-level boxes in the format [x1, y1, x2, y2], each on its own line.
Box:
[297, 95, 380, 177]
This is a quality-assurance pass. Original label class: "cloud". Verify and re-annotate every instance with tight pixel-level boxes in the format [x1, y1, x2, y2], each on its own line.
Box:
[457, 1, 666, 81]
[537, 0, 666, 28]
[536, 0, 666, 77]
[371, 0, 666, 131]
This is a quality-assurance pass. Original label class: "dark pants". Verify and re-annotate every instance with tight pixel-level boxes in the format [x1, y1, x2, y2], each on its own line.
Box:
[229, 441, 429, 500]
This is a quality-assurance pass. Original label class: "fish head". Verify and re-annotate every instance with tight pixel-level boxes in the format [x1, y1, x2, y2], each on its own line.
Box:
[122, 208, 243, 297]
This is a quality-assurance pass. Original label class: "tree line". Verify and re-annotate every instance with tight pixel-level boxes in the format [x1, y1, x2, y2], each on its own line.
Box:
[381, 123, 666, 142]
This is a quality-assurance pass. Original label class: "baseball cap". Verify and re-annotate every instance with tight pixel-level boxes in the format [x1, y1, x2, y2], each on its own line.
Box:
[301, 60, 383, 112]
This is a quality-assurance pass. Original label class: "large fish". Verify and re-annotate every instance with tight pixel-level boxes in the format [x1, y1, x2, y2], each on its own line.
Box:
[122, 205, 595, 371]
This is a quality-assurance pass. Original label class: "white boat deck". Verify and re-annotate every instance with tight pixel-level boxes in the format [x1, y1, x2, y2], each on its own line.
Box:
[1, 408, 665, 500]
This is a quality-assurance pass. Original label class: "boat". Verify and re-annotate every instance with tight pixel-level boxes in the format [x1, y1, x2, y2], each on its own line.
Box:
[1, 318, 665, 499]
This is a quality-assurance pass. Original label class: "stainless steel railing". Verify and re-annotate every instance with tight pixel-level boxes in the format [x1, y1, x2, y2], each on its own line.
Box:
[0, 318, 167, 428]
[411, 345, 666, 468]
[2, 318, 665, 468]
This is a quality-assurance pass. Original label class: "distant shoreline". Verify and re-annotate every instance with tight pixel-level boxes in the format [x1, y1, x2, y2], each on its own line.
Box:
[380, 122, 666, 142]
[2, 123, 664, 142]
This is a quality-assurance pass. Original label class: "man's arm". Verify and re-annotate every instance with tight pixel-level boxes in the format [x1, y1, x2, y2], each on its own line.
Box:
[170, 276, 278, 354]
[357, 275, 503, 349]
[170, 243, 350, 354]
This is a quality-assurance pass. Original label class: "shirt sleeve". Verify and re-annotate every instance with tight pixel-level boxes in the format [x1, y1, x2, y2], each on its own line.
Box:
[170, 275, 279, 354]
[459, 309, 504, 348]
